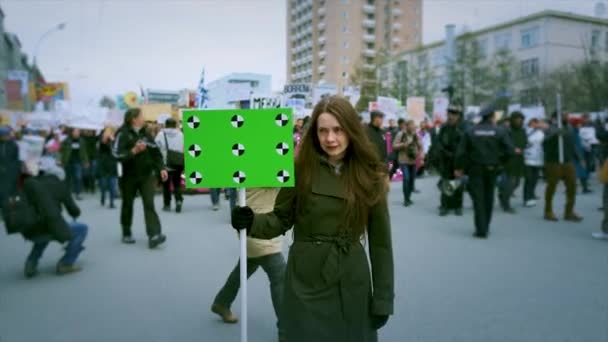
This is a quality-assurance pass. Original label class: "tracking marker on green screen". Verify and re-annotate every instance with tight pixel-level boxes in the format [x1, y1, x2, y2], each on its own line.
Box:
[182, 108, 295, 189]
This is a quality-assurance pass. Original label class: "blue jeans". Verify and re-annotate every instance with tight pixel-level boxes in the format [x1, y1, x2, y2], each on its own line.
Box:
[401, 164, 416, 202]
[27, 222, 88, 266]
[210, 188, 236, 210]
[66, 161, 83, 195]
[99, 176, 118, 205]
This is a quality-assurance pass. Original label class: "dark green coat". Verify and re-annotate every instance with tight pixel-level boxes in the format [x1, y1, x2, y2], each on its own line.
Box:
[251, 160, 394, 342]
[60, 137, 89, 166]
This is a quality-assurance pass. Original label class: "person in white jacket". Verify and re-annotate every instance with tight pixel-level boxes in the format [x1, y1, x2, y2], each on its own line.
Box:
[154, 118, 185, 212]
[523, 118, 545, 207]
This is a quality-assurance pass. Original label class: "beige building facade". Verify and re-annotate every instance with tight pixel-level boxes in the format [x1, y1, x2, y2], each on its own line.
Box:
[286, 0, 422, 92]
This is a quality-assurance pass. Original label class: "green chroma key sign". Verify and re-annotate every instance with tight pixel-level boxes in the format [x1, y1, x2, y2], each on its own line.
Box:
[182, 108, 295, 188]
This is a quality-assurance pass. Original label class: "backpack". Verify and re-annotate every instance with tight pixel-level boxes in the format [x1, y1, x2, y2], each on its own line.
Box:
[2, 192, 38, 235]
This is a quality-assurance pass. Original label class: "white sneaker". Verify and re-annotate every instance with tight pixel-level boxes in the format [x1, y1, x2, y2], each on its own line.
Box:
[524, 200, 537, 207]
[212, 204, 219, 211]
[592, 232, 608, 240]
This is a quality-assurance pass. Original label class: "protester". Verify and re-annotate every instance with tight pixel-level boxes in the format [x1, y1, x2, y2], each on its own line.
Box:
[593, 159, 608, 240]
[113, 108, 168, 248]
[83, 130, 99, 194]
[0, 126, 20, 211]
[98, 128, 118, 209]
[393, 120, 422, 206]
[22, 157, 88, 277]
[60, 128, 89, 200]
[543, 112, 583, 222]
[212, 188, 286, 341]
[231, 96, 394, 341]
[523, 118, 545, 207]
[366, 111, 388, 163]
[499, 112, 527, 213]
[155, 118, 185, 213]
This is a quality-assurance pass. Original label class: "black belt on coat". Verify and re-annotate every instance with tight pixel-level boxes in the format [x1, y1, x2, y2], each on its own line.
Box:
[294, 235, 359, 285]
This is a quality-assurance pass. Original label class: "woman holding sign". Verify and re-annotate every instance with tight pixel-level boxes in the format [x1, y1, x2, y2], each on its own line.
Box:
[232, 96, 394, 342]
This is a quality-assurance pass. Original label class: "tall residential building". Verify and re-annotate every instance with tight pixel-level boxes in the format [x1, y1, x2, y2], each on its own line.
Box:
[286, 0, 422, 92]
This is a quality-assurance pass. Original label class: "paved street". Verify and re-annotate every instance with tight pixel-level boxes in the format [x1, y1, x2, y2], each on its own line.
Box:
[1, 176, 606, 342]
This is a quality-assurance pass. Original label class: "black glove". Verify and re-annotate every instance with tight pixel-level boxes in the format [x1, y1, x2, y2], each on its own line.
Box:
[231, 206, 254, 232]
[371, 315, 389, 330]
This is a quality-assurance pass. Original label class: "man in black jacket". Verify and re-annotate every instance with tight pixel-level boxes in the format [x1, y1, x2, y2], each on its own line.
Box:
[366, 111, 387, 162]
[436, 105, 466, 216]
[22, 157, 88, 277]
[498, 112, 527, 213]
[113, 108, 168, 248]
[0, 126, 20, 212]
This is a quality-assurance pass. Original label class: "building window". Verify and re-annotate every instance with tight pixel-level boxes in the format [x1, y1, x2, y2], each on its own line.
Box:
[342, 25, 349, 33]
[341, 0, 349, 3]
[343, 40, 349, 48]
[342, 71, 349, 79]
[476, 39, 488, 58]
[521, 27, 540, 49]
[520, 58, 540, 78]
[341, 56, 350, 64]
[494, 32, 511, 51]
[592, 29, 601, 49]
[342, 11, 348, 19]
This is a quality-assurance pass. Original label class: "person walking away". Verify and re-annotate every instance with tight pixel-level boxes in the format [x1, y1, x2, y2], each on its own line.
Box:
[155, 118, 185, 213]
[455, 107, 514, 239]
[98, 128, 118, 209]
[593, 158, 608, 240]
[393, 120, 422, 207]
[83, 130, 99, 194]
[60, 128, 89, 200]
[523, 118, 545, 207]
[436, 105, 466, 216]
[231, 96, 394, 342]
[366, 111, 388, 163]
[573, 121, 591, 194]
[542, 112, 583, 222]
[211, 188, 287, 341]
[498, 112, 527, 213]
[21, 157, 88, 277]
[0, 126, 20, 212]
[113, 108, 168, 248]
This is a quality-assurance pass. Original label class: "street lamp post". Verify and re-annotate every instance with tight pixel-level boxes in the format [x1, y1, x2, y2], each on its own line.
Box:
[33, 22, 67, 66]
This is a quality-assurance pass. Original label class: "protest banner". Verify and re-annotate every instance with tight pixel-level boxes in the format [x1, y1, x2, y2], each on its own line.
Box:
[406, 97, 426, 123]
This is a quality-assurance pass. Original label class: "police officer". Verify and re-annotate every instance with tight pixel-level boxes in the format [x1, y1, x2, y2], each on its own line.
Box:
[455, 106, 514, 239]
[113, 108, 167, 248]
[436, 104, 466, 216]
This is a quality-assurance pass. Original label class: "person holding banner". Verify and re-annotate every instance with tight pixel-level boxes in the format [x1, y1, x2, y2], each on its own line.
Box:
[231, 96, 394, 342]
[113, 108, 168, 248]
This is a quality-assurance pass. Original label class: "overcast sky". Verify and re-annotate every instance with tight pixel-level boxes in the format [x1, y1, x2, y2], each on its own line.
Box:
[0, 0, 600, 107]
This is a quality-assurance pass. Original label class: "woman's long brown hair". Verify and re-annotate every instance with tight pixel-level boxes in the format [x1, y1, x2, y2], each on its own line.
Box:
[295, 96, 388, 236]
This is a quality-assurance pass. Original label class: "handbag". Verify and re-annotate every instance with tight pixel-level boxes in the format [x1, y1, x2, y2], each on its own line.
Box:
[599, 159, 608, 184]
[163, 132, 184, 168]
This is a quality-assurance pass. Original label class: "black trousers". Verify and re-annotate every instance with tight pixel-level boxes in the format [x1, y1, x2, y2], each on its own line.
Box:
[162, 168, 184, 207]
[468, 165, 498, 236]
[120, 174, 162, 238]
[440, 182, 464, 209]
[523, 166, 541, 202]
[498, 174, 520, 209]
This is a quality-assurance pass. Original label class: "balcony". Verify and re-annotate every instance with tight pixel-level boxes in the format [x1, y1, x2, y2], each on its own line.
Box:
[363, 34, 376, 43]
[363, 4, 375, 14]
[318, 50, 327, 58]
[318, 7, 326, 16]
[392, 36, 401, 43]
[319, 65, 326, 73]
[363, 49, 376, 57]
[363, 63, 375, 71]
[318, 36, 326, 45]
[318, 21, 326, 30]
[363, 19, 376, 28]
[392, 8, 402, 16]
[392, 22, 402, 30]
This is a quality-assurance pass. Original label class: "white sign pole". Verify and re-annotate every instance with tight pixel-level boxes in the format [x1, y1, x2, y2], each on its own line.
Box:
[238, 188, 248, 342]
[556, 93, 564, 164]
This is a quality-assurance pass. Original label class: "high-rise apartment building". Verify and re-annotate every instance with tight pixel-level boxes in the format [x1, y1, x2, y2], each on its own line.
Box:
[286, 0, 423, 92]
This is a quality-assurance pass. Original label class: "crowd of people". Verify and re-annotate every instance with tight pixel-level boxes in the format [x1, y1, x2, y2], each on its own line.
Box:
[1, 95, 607, 341]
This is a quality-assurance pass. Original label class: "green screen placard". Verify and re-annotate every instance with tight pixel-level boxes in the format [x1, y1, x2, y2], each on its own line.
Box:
[183, 108, 295, 189]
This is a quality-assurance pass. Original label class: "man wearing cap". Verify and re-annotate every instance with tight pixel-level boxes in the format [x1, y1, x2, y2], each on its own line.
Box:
[366, 111, 388, 162]
[455, 107, 514, 239]
[498, 112, 527, 213]
[436, 104, 466, 216]
[0, 126, 20, 212]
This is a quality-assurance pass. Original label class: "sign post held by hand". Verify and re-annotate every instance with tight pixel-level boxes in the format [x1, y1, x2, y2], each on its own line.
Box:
[182, 107, 295, 342]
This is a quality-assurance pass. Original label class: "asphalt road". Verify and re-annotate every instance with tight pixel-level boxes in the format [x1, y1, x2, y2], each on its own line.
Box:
[1, 175, 606, 342]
